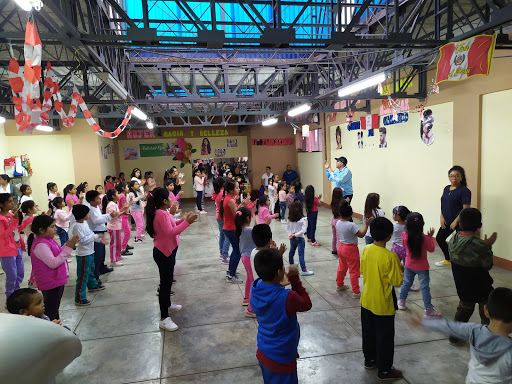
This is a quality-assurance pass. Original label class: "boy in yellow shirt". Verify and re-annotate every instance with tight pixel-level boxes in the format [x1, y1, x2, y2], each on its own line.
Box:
[360, 217, 404, 380]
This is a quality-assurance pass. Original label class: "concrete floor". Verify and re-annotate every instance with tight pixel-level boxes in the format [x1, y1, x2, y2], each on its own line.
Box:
[1, 202, 511, 384]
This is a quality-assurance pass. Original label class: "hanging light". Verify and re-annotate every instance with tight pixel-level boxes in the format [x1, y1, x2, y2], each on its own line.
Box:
[131, 107, 147, 120]
[146, 120, 154, 129]
[0, 116, 6, 124]
[302, 124, 310, 137]
[262, 117, 278, 126]
[338, 72, 387, 97]
[288, 103, 311, 117]
[36, 125, 53, 132]
[14, 0, 33, 11]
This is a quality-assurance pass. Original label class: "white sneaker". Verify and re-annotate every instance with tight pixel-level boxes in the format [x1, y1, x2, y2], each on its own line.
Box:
[169, 303, 182, 313]
[200, 210, 207, 214]
[119, 255, 128, 260]
[281, 220, 286, 224]
[112, 261, 124, 267]
[159, 317, 179, 332]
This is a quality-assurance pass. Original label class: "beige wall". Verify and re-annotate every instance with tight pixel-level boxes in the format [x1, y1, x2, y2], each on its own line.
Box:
[0, 123, 9, 168]
[481, 89, 512, 261]
[298, 150, 324, 198]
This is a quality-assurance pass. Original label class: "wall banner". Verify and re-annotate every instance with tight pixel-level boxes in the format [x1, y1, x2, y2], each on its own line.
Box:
[383, 112, 409, 126]
[139, 142, 177, 158]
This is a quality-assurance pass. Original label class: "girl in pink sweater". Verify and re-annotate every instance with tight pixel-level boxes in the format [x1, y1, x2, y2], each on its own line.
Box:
[102, 189, 124, 267]
[256, 195, 277, 224]
[52, 197, 73, 246]
[28, 215, 79, 320]
[146, 187, 198, 332]
[116, 182, 133, 256]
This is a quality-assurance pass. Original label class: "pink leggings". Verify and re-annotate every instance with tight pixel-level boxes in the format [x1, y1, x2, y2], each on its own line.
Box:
[108, 229, 122, 263]
[331, 217, 340, 252]
[241, 255, 254, 311]
[131, 211, 144, 240]
[121, 216, 131, 249]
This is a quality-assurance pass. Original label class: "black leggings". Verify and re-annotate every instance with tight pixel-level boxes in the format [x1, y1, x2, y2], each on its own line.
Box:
[42, 285, 65, 320]
[153, 246, 177, 319]
[436, 226, 454, 261]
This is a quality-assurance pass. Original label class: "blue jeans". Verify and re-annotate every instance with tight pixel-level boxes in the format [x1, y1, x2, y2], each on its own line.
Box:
[223, 229, 241, 277]
[306, 211, 318, 243]
[1, 247, 24, 298]
[196, 190, 203, 211]
[56, 226, 68, 246]
[399, 267, 433, 308]
[289, 237, 306, 272]
[279, 201, 287, 220]
[365, 235, 374, 245]
[259, 362, 298, 384]
[216, 218, 230, 259]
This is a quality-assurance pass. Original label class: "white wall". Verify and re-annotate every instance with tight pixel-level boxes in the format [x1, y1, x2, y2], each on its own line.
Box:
[298, 151, 324, 200]
[0, 123, 9, 167]
[481, 89, 512, 261]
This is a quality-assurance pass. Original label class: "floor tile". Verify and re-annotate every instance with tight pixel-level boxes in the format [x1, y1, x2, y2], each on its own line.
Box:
[161, 366, 261, 384]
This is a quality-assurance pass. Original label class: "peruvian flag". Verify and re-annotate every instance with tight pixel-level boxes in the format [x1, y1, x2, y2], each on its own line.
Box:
[360, 114, 379, 130]
[436, 34, 496, 83]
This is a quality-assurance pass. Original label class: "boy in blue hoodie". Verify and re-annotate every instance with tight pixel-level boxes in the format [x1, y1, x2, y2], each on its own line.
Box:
[250, 248, 312, 384]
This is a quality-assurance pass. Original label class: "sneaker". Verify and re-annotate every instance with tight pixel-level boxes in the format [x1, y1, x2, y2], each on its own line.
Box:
[0, 270, 4, 275]
[364, 360, 376, 370]
[410, 284, 420, 292]
[307, 239, 312, 243]
[221, 258, 229, 264]
[89, 284, 105, 292]
[111, 261, 124, 267]
[397, 299, 407, 310]
[332, 251, 338, 255]
[424, 307, 442, 319]
[352, 292, 361, 299]
[159, 317, 179, 332]
[121, 249, 133, 256]
[172, 279, 177, 284]
[134, 238, 144, 244]
[377, 367, 403, 381]
[336, 285, 349, 292]
[242, 298, 250, 306]
[435, 260, 451, 267]
[219, 255, 224, 260]
[245, 309, 257, 318]
[170, 290, 175, 296]
[156, 288, 176, 296]
[119, 255, 129, 260]
[200, 210, 207, 214]
[311, 242, 321, 246]
[226, 275, 243, 284]
[75, 299, 91, 306]
[97, 279, 102, 285]
[281, 220, 286, 224]
[300, 270, 314, 276]
[126, 244, 134, 250]
[168, 303, 182, 313]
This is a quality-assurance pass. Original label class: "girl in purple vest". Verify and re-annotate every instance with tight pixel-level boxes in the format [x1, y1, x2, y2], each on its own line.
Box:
[28, 215, 79, 320]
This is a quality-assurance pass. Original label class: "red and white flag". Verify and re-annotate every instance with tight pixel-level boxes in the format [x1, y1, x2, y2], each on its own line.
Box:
[360, 114, 379, 130]
[436, 34, 496, 83]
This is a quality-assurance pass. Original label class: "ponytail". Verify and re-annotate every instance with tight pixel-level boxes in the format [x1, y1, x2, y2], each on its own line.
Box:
[255, 195, 268, 216]
[46, 182, 56, 196]
[405, 212, 425, 260]
[145, 187, 169, 238]
[19, 200, 36, 226]
[63, 184, 74, 201]
[235, 207, 251, 240]
[102, 188, 116, 214]
[51, 197, 64, 217]
[218, 180, 236, 220]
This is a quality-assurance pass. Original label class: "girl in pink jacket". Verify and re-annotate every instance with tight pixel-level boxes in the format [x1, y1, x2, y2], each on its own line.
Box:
[0, 193, 22, 299]
[256, 195, 277, 225]
[28, 215, 79, 320]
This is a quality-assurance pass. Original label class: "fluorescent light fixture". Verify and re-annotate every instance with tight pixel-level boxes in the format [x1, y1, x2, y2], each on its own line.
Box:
[0, 116, 6, 124]
[146, 121, 154, 129]
[302, 124, 310, 137]
[288, 103, 311, 117]
[14, 0, 32, 11]
[36, 125, 54, 132]
[132, 107, 147, 120]
[262, 117, 278, 126]
[98, 72, 129, 100]
[338, 72, 386, 97]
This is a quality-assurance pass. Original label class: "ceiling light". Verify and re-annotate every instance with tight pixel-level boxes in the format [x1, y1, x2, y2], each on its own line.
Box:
[36, 125, 53, 132]
[338, 72, 387, 97]
[288, 103, 311, 117]
[262, 117, 278, 126]
[0, 116, 6, 124]
[302, 124, 310, 137]
[146, 121, 154, 129]
[132, 107, 147, 120]
[14, 0, 32, 11]
[98, 72, 129, 100]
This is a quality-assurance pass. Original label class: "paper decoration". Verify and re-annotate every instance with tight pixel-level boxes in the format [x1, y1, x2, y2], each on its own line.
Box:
[383, 112, 409, 125]
[360, 114, 379, 130]
[327, 112, 337, 122]
[346, 110, 354, 124]
[172, 139, 197, 168]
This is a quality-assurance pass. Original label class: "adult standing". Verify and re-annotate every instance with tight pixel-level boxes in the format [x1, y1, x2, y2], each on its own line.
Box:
[260, 166, 273, 189]
[324, 157, 353, 202]
[435, 166, 471, 267]
[282, 165, 299, 187]
[0, 174, 19, 204]
[233, 166, 246, 183]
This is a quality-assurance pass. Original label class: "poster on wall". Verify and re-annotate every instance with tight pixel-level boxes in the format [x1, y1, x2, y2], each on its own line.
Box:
[214, 148, 226, 157]
[123, 146, 139, 160]
[357, 132, 364, 148]
[378, 127, 387, 148]
[420, 109, 435, 146]
[201, 138, 212, 155]
[335, 126, 342, 149]
[227, 138, 238, 148]
[139, 142, 178, 158]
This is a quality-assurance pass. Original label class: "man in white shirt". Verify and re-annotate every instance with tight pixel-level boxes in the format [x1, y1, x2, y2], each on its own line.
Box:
[261, 166, 274, 189]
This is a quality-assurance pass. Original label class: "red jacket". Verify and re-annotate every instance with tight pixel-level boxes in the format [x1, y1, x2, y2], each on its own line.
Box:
[0, 213, 19, 257]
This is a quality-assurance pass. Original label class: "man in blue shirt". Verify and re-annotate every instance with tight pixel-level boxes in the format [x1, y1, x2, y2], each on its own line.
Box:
[325, 156, 353, 202]
[282, 164, 300, 187]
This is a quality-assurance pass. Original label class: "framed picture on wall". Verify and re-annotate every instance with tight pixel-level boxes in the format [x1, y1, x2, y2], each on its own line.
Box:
[123, 146, 139, 160]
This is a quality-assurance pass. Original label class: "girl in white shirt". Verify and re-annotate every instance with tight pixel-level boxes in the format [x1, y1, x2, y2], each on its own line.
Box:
[363, 193, 385, 245]
[19, 185, 33, 205]
[285, 201, 313, 276]
[194, 169, 206, 214]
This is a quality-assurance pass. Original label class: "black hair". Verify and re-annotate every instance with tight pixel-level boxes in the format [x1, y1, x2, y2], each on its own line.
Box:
[115, 182, 127, 194]
[129, 180, 141, 205]
[486, 287, 512, 322]
[304, 185, 315, 213]
[254, 248, 283, 281]
[459, 208, 482, 232]
[27, 215, 56, 256]
[202, 138, 211, 153]
[235, 207, 252, 240]
[119, 172, 125, 178]
[339, 200, 353, 218]
[20, 184, 30, 196]
[95, 184, 102, 191]
[101, 188, 117, 214]
[369, 216, 394, 242]
[251, 224, 273, 248]
[104, 175, 112, 186]
[213, 177, 225, 195]
[393, 206, 411, 222]
[131, 168, 141, 179]
[448, 165, 467, 187]
[63, 184, 75, 201]
[255, 195, 269, 216]
[278, 181, 286, 192]
[145, 187, 169, 238]
[0, 173, 11, 182]
[294, 181, 302, 192]
[405, 212, 425, 259]
[219, 180, 236, 220]
[266, 166, 271, 170]
[250, 189, 262, 202]
[46, 182, 57, 195]
[331, 187, 344, 218]
[364, 193, 381, 221]
[76, 182, 88, 196]
[0, 192, 12, 207]
[52, 197, 64, 212]
[6, 287, 40, 315]
[164, 179, 174, 189]
[288, 201, 304, 222]
[85, 190, 100, 203]
[379, 127, 387, 134]
[18, 200, 36, 225]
